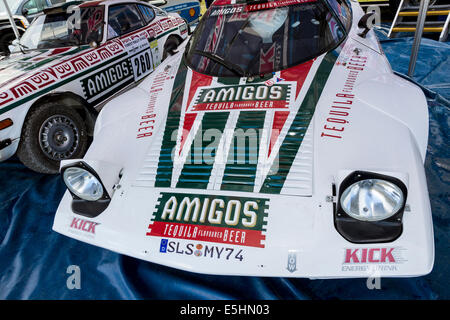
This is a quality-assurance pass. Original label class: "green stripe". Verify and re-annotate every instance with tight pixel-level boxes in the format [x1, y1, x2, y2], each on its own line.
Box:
[176, 111, 230, 189]
[0, 27, 179, 116]
[259, 51, 338, 194]
[0, 52, 127, 116]
[22, 47, 89, 71]
[220, 111, 266, 192]
[216, 77, 241, 85]
[154, 62, 188, 188]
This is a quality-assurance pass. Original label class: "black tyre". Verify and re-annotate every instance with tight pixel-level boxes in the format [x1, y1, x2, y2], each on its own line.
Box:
[162, 36, 182, 61]
[17, 102, 88, 174]
[0, 32, 16, 55]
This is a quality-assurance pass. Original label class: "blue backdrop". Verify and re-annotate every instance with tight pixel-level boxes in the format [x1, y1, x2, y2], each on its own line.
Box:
[0, 33, 449, 299]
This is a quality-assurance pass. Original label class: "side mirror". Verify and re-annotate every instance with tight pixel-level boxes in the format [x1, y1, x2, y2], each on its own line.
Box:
[358, 12, 375, 38]
[8, 39, 20, 53]
[22, 8, 29, 16]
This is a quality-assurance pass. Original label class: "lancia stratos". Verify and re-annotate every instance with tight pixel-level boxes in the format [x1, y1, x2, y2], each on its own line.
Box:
[53, 0, 434, 278]
[0, 0, 188, 173]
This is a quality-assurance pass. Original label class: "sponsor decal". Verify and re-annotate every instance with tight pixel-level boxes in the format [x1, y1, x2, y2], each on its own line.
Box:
[321, 54, 367, 140]
[179, 22, 188, 35]
[265, 74, 285, 87]
[287, 251, 297, 273]
[246, 0, 317, 12]
[210, 6, 243, 16]
[81, 59, 132, 101]
[159, 239, 244, 261]
[342, 247, 407, 272]
[147, 193, 269, 248]
[0, 18, 180, 115]
[189, 83, 292, 112]
[136, 66, 172, 139]
[124, 36, 158, 82]
[69, 217, 99, 235]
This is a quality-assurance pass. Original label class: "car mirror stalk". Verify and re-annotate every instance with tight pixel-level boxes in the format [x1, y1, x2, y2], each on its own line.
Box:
[358, 12, 375, 38]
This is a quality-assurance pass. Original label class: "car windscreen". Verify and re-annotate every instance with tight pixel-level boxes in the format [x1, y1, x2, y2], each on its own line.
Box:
[186, 0, 346, 77]
[19, 6, 105, 50]
[0, 0, 20, 15]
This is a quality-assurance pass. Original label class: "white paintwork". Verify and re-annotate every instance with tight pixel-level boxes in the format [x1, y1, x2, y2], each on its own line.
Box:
[53, 1, 434, 278]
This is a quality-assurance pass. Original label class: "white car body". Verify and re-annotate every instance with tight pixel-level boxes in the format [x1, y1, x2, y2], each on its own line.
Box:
[0, 0, 188, 163]
[53, 0, 434, 278]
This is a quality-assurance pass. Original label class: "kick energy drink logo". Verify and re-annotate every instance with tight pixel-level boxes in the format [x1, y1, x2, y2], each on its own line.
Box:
[146, 193, 269, 248]
[70, 217, 99, 235]
[344, 248, 397, 264]
[342, 247, 407, 272]
[190, 83, 292, 112]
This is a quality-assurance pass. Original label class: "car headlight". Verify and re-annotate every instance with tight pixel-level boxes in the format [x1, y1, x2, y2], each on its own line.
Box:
[335, 171, 408, 243]
[340, 179, 404, 222]
[63, 167, 104, 201]
[60, 160, 122, 218]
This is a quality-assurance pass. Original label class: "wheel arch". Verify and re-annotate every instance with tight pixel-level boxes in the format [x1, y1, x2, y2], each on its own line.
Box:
[162, 33, 185, 60]
[26, 92, 97, 136]
[164, 33, 184, 48]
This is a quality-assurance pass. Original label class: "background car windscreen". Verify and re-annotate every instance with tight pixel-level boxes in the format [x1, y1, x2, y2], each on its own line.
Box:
[19, 6, 105, 49]
[0, 0, 21, 14]
[187, 0, 346, 77]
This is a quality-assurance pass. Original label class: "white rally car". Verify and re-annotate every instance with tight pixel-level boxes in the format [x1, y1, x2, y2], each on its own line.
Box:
[54, 0, 434, 278]
[0, 0, 188, 173]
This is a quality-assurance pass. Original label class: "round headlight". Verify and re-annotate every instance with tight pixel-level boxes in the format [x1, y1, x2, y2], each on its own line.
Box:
[63, 167, 104, 201]
[340, 179, 404, 221]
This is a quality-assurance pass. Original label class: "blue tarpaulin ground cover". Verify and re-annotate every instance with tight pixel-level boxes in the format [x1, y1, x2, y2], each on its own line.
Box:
[0, 32, 449, 299]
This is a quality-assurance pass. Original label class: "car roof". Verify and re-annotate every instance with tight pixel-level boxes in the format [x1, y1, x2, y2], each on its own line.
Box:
[43, 0, 143, 13]
[80, 0, 144, 6]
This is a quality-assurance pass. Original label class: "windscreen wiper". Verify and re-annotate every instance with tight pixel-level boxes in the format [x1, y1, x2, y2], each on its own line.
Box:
[16, 41, 29, 53]
[193, 50, 246, 77]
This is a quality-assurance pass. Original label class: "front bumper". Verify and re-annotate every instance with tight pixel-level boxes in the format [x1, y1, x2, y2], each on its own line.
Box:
[0, 137, 18, 161]
[53, 180, 434, 279]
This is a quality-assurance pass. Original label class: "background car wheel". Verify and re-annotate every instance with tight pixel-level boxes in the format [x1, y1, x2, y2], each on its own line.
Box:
[162, 36, 181, 61]
[16, 103, 88, 174]
[0, 32, 16, 55]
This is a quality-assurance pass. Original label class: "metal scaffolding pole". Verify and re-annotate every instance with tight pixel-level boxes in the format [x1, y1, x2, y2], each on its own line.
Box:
[408, 0, 430, 77]
[1, 0, 21, 41]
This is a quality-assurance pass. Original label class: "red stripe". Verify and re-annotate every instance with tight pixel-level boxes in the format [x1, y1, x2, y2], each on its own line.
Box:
[187, 69, 213, 110]
[147, 221, 265, 248]
[193, 100, 288, 111]
[179, 71, 213, 154]
[281, 58, 315, 99]
[179, 113, 197, 155]
[269, 111, 290, 157]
